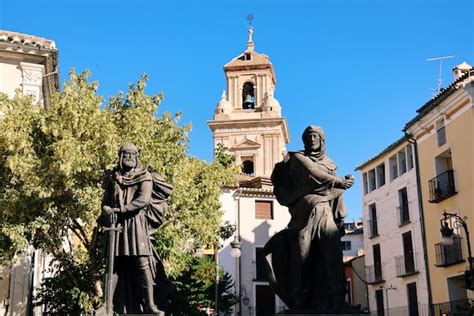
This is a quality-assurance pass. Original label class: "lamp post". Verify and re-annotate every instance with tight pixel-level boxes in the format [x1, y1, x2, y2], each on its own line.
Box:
[440, 210, 473, 290]
[384, 284, 396, 316]
[230, 235, 242, 315]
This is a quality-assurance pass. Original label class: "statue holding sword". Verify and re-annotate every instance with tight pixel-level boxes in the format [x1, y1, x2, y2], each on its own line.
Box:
[101, 142, 175, 314]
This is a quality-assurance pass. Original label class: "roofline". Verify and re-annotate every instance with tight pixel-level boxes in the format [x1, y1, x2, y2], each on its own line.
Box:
[355, 135, 408, 171]
[403, 69, 473, 131]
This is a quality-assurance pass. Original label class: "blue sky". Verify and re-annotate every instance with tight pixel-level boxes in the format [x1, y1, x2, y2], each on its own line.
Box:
[1, 0, 473, 220]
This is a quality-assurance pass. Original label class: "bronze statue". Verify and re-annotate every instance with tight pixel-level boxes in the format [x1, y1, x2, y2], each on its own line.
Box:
[265, 126, 357, 313]
[101, 142, 175, 314]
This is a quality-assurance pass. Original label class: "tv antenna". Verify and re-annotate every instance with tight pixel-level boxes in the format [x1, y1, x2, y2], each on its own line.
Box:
[426, 55, 454, 95]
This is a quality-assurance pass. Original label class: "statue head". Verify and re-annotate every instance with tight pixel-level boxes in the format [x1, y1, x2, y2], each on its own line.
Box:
[118, 142, 139, 171]
[302, 125, 326, 155]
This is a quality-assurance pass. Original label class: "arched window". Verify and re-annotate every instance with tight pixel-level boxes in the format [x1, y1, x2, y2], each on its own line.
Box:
[242, 160, 254, 175]
[242, 82, 255, 109]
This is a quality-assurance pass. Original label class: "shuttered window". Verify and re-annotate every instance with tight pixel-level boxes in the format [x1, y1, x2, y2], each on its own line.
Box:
[255, 200, 273, 219]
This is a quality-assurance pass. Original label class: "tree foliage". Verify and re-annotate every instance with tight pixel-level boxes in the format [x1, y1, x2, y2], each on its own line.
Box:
[0, 70, 237, 312]
[169, 256, 237, 315]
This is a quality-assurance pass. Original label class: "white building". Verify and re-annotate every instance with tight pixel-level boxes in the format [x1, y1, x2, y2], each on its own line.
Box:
[0, 30, 59, 316]
[356, 136, 430, 316]
[208, 27, 291, 315]
[341, 221, 365, 261]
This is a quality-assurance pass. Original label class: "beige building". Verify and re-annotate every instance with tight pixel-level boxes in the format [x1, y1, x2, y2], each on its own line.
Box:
[404, 62, 473, 314]
[208, 27, 291, 315]
[0, 30, 58, 108]
[357, 136, 430, 315]
[0, 30, 59, 316]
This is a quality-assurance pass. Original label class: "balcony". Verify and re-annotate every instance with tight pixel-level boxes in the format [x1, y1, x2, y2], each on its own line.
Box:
[395, 252, 418, 277]
[366, 264, 384, 284]
[429, 170, 456, 203]
[435, 237, 464, 267]
[368, 219, 379, 238]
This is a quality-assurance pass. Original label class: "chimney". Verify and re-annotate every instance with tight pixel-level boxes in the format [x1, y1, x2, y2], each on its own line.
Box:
[452, 62, 472, 80]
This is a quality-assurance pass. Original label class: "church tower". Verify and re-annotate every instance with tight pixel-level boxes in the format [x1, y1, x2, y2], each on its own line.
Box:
[208, 27, 290, 177]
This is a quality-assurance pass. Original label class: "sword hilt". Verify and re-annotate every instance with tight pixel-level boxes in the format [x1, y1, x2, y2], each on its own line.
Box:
[102, 213, 122, 232]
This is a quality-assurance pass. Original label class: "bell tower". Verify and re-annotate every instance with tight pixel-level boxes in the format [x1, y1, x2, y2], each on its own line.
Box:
[208, 27, 290, 177]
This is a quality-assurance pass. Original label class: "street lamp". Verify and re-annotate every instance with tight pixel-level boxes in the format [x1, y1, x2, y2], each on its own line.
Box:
[383, 284, 396, 316]
[440, 210, 473, 290]
[230, 235, 242, 259]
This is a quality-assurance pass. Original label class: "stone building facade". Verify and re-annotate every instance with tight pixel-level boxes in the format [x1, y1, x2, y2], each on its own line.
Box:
[0, 30, 59, 316]
[404, 62, 473, 313]
[357, 137, 430, 315]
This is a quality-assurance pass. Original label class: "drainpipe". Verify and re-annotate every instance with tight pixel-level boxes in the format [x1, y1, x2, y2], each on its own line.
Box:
[406, 132, 434, 315]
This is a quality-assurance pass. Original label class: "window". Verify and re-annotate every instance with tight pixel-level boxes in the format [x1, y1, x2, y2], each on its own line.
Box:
[407, 283, 419, 316]
[346, 279, 352, 304]
[398, 149, 407, 175]
[369, 203, 378, 237]
[436, 119, 446, 146]
[373, 244, 382, 281]
[242, 156, 254, 174]
[369, 169, 376, 191]
[406, 144, 414, 170]
[402, 231, 415, 274]
[375, 289, 385, 316]
[363, 173, 368, 195]
[255, 247, 268, 280]
[389, 155, 398, 181]
[341, 241, 352, 251]
[255, 200, 273, 219]
[430, 149, 456, 203]
[242, 82, 255, 109]
[398, 187, 410, 225]
[376, 163, 385, 188]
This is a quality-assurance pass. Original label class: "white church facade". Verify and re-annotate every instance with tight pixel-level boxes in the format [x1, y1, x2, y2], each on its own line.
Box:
[208, 27, 291, 315]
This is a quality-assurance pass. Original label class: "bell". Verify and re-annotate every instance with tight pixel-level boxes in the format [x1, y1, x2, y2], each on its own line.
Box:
[243, 94, 254, 109]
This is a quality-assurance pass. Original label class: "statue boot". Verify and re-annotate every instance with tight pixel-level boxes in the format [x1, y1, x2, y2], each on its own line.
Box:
[138, 258, 161, 314]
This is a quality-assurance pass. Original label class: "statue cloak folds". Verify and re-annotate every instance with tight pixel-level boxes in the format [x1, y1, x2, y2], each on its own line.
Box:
[101, 165, 175, 313]
[264, 126, 358, 313]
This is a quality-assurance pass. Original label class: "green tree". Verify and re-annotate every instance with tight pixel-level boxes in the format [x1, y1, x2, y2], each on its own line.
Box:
[169, 256, 237, 315]
[0, 70, 237, 312]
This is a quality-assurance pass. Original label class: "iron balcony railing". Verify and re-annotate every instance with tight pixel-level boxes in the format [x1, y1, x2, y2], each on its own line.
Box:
[435, 237, 464, 267]
[368, 219, 379, 237]
[428, 170, 456, 203]
[366, 264, 384, 284]
[395, 252, 418, 277]
[433, 299, 473, 316]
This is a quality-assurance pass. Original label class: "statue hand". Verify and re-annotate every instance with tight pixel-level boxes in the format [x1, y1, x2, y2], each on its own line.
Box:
[339, 175, 354, 189]
[103, 205, 119, 215]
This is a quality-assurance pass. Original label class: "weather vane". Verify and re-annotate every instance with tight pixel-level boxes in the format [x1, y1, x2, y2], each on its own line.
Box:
[247, 14, 254, 27]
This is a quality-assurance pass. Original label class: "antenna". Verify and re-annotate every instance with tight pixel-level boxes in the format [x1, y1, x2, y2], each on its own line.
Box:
[426, 55, 454, 95]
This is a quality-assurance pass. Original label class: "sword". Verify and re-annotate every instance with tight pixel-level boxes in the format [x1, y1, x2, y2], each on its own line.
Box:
[102, 212, 122, 315]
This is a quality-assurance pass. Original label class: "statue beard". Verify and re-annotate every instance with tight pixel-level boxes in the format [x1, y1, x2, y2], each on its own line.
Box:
[121, 158, 136, 171]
